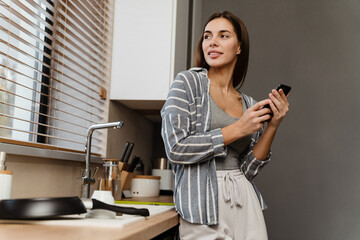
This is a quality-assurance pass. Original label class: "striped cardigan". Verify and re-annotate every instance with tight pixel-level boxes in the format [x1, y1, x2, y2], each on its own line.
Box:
[161, 67, 270, 225]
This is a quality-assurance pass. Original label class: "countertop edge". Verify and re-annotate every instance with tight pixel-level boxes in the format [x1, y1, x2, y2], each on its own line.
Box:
[117, 209, 179, 240]
[0, 210, 179, 240]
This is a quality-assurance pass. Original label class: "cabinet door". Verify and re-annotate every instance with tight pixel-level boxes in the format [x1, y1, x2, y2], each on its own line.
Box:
[110, 0, 178, 105]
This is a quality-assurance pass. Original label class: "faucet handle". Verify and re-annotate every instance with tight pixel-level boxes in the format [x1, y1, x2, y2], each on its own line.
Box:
[80, 167, 98, 184]
[91, 167, 99, 179]
[80, 169, 85, 177]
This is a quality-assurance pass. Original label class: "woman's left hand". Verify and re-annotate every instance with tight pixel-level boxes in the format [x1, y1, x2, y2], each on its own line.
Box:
[268, 89, 290, 128]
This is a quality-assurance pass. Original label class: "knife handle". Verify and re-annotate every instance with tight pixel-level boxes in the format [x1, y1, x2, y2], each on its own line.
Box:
[120, 142, 130, 162]
[92, 199, 150, 216]
[128, 156, 140, 172]
[123, 143, 134, 163]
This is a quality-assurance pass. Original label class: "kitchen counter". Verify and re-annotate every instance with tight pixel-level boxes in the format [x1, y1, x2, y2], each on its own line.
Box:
[117, 195, 174, 205]
[0, 196, 179, 240]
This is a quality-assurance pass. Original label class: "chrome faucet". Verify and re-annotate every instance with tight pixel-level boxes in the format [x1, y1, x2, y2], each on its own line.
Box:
[80, 121, 124, 199]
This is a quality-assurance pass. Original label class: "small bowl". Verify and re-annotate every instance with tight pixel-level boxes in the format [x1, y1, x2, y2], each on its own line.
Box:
[91, 190, 115, 205]
[131, 175, 161, 197]
[87, 190, 116, 219]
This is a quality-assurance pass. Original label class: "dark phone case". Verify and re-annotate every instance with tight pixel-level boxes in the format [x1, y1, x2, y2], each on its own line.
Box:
[277, 84, 291, 95]
[263, 84, 291, 109]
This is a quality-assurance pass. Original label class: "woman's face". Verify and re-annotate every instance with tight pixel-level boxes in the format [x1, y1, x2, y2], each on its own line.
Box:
[202, 18, 241, 70]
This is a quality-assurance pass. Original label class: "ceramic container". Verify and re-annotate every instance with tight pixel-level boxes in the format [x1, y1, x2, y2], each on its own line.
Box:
[0, 170, 12, 200]
[151, 169, 173, 191]
[130, 175, 160, 197]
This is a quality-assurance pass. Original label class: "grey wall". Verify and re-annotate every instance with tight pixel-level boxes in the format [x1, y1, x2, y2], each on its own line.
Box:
[107, 101, 154, 175]
[201, 0, 360, 239]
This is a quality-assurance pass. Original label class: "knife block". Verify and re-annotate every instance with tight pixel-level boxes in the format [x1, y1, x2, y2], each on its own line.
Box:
[118, 162, 134, 191]
[120, 170, 135, 191]
[118, 162, 129, 172]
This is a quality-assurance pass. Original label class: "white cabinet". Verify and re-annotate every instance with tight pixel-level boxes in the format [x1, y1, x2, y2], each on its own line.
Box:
[110, 0, 190, 110]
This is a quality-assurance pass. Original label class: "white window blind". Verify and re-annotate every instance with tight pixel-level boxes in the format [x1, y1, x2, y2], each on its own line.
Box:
[0, 0, 114, 155]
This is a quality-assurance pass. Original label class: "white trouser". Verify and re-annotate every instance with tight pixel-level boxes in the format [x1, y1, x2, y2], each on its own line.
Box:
[179, 169, 268, 240]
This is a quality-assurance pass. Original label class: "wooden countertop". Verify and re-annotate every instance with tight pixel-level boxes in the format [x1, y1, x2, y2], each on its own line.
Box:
[0, 210, 179, 240]
[118, 195, 174, 204]
[0, 196, 179, 240]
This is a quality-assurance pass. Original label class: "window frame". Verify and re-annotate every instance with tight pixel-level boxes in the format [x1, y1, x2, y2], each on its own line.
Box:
[0, 0, 114, 159]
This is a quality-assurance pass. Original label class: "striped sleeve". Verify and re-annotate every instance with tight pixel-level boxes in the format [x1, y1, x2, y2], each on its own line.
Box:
[240, 95, 271, 180]
[240, 136, 271, 180]
[161, 72, 225, 165]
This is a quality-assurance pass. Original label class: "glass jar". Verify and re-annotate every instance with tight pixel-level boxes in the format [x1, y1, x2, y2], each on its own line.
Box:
[100, 159, 122, 200]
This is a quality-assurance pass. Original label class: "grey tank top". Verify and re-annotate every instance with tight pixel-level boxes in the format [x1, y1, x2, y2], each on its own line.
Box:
[210, 94, 252, 170]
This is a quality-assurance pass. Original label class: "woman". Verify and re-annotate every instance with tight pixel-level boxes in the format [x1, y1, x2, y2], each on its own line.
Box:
[161, 11, 289, 239]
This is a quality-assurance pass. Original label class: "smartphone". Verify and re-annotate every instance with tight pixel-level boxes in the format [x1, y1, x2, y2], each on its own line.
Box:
[263, 84, 292, 109]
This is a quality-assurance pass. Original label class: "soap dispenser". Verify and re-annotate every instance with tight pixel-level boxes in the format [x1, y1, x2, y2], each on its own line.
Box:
[0, 152, 13, 200]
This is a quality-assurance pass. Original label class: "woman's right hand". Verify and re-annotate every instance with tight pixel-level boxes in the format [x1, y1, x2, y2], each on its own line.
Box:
[236, 99, 272, 136]
[222, 99, 272, 145]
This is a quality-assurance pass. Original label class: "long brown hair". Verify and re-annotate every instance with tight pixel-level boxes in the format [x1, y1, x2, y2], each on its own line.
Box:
[194, 11, 249, 89]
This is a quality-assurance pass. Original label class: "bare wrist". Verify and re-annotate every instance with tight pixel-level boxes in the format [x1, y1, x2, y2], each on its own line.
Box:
[222, 123, 246, 145]
[266, 122, 279, 132]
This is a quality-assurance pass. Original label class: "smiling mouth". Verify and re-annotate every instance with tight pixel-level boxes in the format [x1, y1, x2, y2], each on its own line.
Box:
[209, 52, 222, 55]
